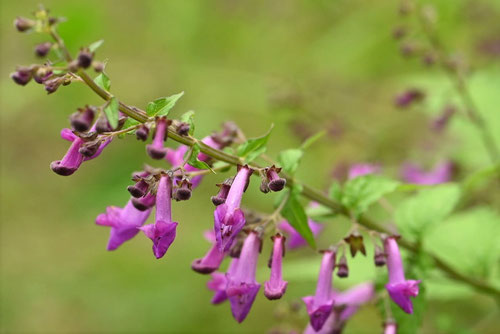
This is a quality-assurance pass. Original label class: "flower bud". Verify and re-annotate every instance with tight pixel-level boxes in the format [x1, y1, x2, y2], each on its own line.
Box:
[78, 139, 101, 157]
[35, 42, 52, 58]
[374, 245, 386, 267]
[174, 178, 192, 201]
[211, 178, 233, 206]
[259, 179, 270, 193]
[95, 114, 112, 133]
[422, 52, 436, 66]
[10, 67, 32, 86]
[128, 179, 149, 198]
[70, 106, 95, 132]
[44, 77, 62, 94]
[14, 17, 35, 32]
[392, 26, 406, 40]
[93, 62, 105, 73]
[136, 124, 149, 141]
[265, 165, 286, 192]
[33, 67, 53, 84]
[176, 122, 190, 136]
[336, 253, 349, 278]
[394, 89, 424, 108]
[132, 193, 156, 211]
[77, 49, 93, 69]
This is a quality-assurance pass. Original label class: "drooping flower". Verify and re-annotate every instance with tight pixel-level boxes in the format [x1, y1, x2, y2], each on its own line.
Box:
[146, 117, 169, 159]
[265, 165, 286, 192]
[264, 234, 288, 300]
[302, 250, 336, 332]
[226, 231, 261, 323]
[211, 178, 233, 206]
[384, 236, 421, 314]
[401, 161, 452, 185]
[50, 126, 112, 176]
[127, 171, 150, 198]
[192, 230, 225, 274]
[206, 258, 239, 304]
[140, 174, 178, 259]
[96, 199, 152, 251]
[347, 163, 381, 179]
[279, 219, 323, 250]
[214, 165, 253, 252]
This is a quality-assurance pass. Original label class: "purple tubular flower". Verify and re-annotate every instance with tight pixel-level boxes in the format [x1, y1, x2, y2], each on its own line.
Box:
[302, 250, 336, 332]
[192, 230, 225, 274]
[226, 231, 261, 323]
[146, 117, 169, 159]
[214, 165, 253, 252]
[347, 163, 381, 179]
[207, 258, 239, 304]
[384, 236, 421, 314]
[401, 161, 452, 185]
[264, 234, 288, 300]
[140, 175, 178, 259]
[265, 165, 286, 192]
[279, 219, 323, 249]
[96, 199, 152, 251]
[132, 193, 156, 211]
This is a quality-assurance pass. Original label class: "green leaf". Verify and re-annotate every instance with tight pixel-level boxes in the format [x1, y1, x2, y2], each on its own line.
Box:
[146, 92, 184, 117]
[94, 72, 111, 91]
[395, 183, 461, 240]
[462, 163, 500, 193]
[236, 125, 274, 162]
[185, 143, 213, 172]
[88, 39, 104, 53]
[280, 191, 315, 248]
[121, 117, 140, 130]
[103, 97, 119, 129]
[341, 175, 400, 217]
[180, 110, 195, 135]
[301, 130, 326, 150]
[328, 181, 343, 202]
[278, 149, 303, 175]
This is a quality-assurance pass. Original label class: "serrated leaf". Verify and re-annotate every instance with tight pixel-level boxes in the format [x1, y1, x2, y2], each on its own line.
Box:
[88, 39, 104, 53]
[341, 175, 400, 217]
[180, 110, 195, 135]
[236, 125, 274, 162]
[301, 130, 326, 150]
[278, 149, 303, 175]
[280, 191, 315, 248]
[395, 183, 461, 240]
[185, 143, 213, 172]
[147, 92, 184, 117]
[94, 72, 111, 91]
[103, 97, 119, 129]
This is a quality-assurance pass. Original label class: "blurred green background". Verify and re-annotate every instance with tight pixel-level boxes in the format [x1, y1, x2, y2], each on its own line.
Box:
[1, 0, 500, 333]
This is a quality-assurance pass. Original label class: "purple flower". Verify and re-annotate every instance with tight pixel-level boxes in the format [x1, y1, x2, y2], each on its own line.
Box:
[384, 322, 397, 334]
[96, 199, 152, 251]
[10, 67, 32, 86]
[146, 117, 169, 159]
[347, 163, 381, 179]
[302, 250, 336, 332]
[394, 89, 424, 108]
[192, 230, 225, 274]
[384, 236, 421, 314]
[50, 127, 112, 176]
[207, 258, 239, 304]
[214, 165, 253, 252]
[401, 161, 452, 185]
[140, 174, 178, 259]
[265, 165, 286, 192]
[264, 234, 288, 300]
[226, 231, 261, 323]
[279, 219, 323, 250]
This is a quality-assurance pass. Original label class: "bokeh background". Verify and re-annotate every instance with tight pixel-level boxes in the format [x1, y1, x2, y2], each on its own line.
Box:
[1, 0, 500, 333]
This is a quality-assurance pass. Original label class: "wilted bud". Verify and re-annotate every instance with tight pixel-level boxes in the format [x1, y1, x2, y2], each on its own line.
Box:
[77, 49, 93, 69]
[394, 88, 425, 108]
[211, 178, 233, 206]
[400, 42, 417, 57]
[260, 179, 270, 193]
[33, 67, 53, 84]
[14, 17, 35, 32]
[265, 165, 286, 192]
[132, 193, 156, 211]
[10, 67, 32, 86]
[344, 232, 366, 257]
[68, 60, 79, 73]
[176, 122, 190, 136]
[374, 245, 386, 267]
[78, 139, 101, 157]
[95, 114, 112, 133]
[127, 175, 150, 198]
[174, 178, 192, 201]
[35, 42, 52, 58]
[336, 254, 349, 278]
[422, 52, 436, 66]
[136, 124, 149, 141]
[93, 62, 105, 73]
[44, 77, 63, 94]
[70, 106, 95, 132]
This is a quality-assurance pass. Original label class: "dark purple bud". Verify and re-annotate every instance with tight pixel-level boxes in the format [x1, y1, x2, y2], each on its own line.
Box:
[78, 139, 101, 157]
[33, 67, 53, 84]
[128, 179, 149, 198]
[431, 105, 456, 132]
[48, 17, 58, 26]
[176, 122, 190, 136]
[68, 60, 79, 73]
[260, 179, 270, 193]
[266, 165, 286, 192]
[211, 178, 233, 206]
[10, 67, 32, 86]
[132, 193, 156, 211]
[374, 245, 386, 267]
[93, 62, 105, 73]
[422, 52, 436, 66]
[95, 114, 112, 133]
[70, 106, 95, 132]
[400, 42, 417, 57]
[136, 124, 149, 141]
[146, 117, 169, 159]
[44, 77, 63, 94]
[35, 42, 52, 58]
[392, 26, 406, 40]
[77, 49, 93, 69]
[336, 254, 349, 278]
[14, 17, 35, 32]
[211, 121, 239, 148]
[394, 89, 425, 108]
[174, 178, 192, 201]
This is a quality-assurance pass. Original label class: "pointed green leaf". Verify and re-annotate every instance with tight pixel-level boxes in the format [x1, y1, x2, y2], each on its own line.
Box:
[94, 72, 111, 91]
[301, 130, 326, 150]
[278, 148, 304, 175]
[185, 143, 214, 172]
[281, 191, 315, 248]
[88, 39, 104, 53]
[147, 92, 184, 117]
[103, 97, 119, 129]
[236, 125, 273, 162]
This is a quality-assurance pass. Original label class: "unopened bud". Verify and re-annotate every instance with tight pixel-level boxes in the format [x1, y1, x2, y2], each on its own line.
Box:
[33, 67, 53, 84]
[265, 165, 286, 192]
[77, 49, 93, 69]
[374, 245, 386, 267]
[132, 193, 156, 211]
[136, 124, 149, 141]
[128, 179, 149, 198]
[14, 17, 35, 32]
[78, 139, 101, 157]
[260, 179, 270, 193]
[394, 88, 425, 108]
[44, 77, 62, 94]
[174, 178, 192, 201]
[35, 42, 52, 58]
[336, 254, 349, 278]
[392, 26, 406, 40]
[176, 122, 190, 136]
[211, 178, 233, 206]
[93, 62, 105, 73]
[70, 106, 95, 132]
[95, 114, 112, 133]
[10, 67, 32, 86]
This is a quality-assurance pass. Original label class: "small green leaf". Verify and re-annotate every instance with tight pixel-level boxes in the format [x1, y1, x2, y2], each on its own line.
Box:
[180, 110, 195, 135]
[278, 149, 304, 175]
[103, 97, 119, 129]
[88, 39, 104, 53]
[122, 117, 140, 130]
[236, 125, 274, 162]
[301, 130, 326, 150]
[281, 191, 315, 248]
[185, 143, 214, 172]
[328, 181, 343, 202]
[94, 72, 111, 91]
[147, 92, 184, 117]
[341, 175, 400, 217]
[462, 163, 500, 193]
